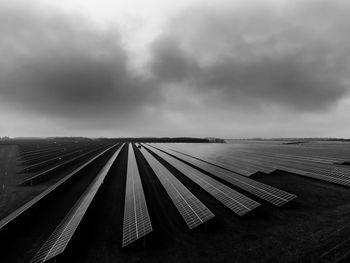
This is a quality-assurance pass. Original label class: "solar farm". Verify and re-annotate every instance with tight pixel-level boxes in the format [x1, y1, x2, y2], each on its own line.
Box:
[1, 139, 350, 262]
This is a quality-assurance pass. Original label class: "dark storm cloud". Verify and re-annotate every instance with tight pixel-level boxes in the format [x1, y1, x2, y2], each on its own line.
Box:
[0, 1, 159, 120]
[151, 0, 350, 111]
[1, 0, 350, 137]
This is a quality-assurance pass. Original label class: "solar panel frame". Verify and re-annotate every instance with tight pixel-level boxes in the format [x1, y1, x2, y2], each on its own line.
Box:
[122, 144, 153, 247]
[21, 147, 78, 165]
[21, 147, 90, 172]
[171, 142, 350, 187]
[0, 144, 118, 231]
[142, 144, 260, 216]
[155, 146, 297, 207]
[20, 145, 109, 186]
[30, 144, 123, 263]
[139, 147, 214, 229]
[231, 150, 350, 186]
[163, 144, 263, 176]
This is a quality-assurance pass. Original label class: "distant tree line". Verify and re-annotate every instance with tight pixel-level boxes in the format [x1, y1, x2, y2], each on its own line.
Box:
[0, 137, 215, 144]
[229, 138, 350, 142]
[106, 137, 212, 143]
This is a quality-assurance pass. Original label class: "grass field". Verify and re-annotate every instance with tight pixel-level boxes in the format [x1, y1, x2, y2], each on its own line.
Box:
[1, 140, 350, 262]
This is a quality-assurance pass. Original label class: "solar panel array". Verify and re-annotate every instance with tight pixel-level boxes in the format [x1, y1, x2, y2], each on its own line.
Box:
[219, 147, 350, 186]
[31, 144, 123, 263]
[163, 142, 350, 187]
[151, 145, 297, 207]
[142, 144, 260, 216]
[21, 148, 87, 173]
[248, 155, 350, 186]
[198, 152, 275, 175]
[139, 147, 214, 229]
[122, 144, 153, 247]
[0, 144, 118, 231]
[20, 145, 108, 186]
[5, 140, 350, 261]
[166, 143, 274, 177]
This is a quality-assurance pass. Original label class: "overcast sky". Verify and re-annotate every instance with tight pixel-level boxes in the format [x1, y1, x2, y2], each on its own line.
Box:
[0, 0, 349, 138]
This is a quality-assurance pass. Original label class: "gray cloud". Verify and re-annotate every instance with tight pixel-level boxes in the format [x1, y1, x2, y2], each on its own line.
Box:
[151, 0, 350, 111]
[1, 0, 350, 137]
[0, 0, 159, 121]
[151, 36, 198, 83]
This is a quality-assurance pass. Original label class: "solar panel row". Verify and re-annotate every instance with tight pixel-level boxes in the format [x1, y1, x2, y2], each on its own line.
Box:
[165, 143, 350, 187]
[171, 149, 266, 176]
[0, 144, 119, 231]
[140, 147, 214, 229]
[165, 143, 267, 176]
[31, 144, 123, 263]
[20, 145, 109, 186]
[21, 148, 88, 172]
[228, 150, 350, 186]
[152, 145, 297, 207]
[142, 144, 260, 216]
[122, 144, 153, 247]
[208, 153, 276, 175]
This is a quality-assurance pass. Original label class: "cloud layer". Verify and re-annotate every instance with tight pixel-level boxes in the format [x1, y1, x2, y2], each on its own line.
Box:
[0, 0, 159, 121]
[0, 0, 349, 137]
[150, 0, 350, 111]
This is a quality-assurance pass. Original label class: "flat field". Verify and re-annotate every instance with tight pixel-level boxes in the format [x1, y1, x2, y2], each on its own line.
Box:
[1, 140, 350, 262]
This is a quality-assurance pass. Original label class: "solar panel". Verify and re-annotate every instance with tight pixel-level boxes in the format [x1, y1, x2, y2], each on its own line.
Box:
[154, 145, 297, 207]
[163, 143, 265, 176]
[139, 147, 214, 229]
[21, 147, 89, 172]
[145, 143, 350, 188]
[20, 145, 108, 186]
[205, 153, 276, 175]
[30, 144, 123, 263]
[257, 157, 350, 186]
[142, 144, 260, 216]
[221, 143, 350, 184]
[230, 150, 350, 186]
[171, 149, 257, 176]
[20, 142, 92, 164]
[122, 144, 153, 247]
[21, 149, 71, 165]
[0, 144, 118, 231]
